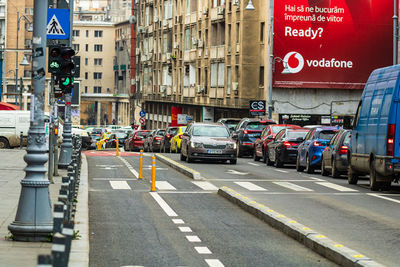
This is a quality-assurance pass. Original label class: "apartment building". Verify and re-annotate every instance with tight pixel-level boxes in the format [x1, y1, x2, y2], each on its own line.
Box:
[1, 0, 34, 109]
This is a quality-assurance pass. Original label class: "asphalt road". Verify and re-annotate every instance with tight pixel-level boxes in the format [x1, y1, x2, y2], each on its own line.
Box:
[163, 152, 400, 266]
[86, 150, 335, 267]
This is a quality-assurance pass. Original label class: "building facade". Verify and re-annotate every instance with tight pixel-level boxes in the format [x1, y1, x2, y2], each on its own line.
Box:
[135, 0, 362, 129]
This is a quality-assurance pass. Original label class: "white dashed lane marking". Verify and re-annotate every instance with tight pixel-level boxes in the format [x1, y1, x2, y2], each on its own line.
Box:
[109, 181, 131, 190]
[156, 181, 176, 190]
[192, 181, 219, 191]
[247, 162, 260, 166]
[149, 192, 178, 217]
[172, 219, 185, 224]
[205, 259, 225, 267]
[118, 156, 139, 178]
[186, 235, 201, 242]
[274, 169, 289, 173]
[234, 182, 267, 191]
[316, 182, 358, 192]
[179, 227, 192, 232]
[195, 246, 212, 254]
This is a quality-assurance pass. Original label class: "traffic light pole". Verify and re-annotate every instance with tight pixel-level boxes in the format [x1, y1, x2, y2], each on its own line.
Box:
[58, 0, 74, 168]
[8, 0, 53, 241]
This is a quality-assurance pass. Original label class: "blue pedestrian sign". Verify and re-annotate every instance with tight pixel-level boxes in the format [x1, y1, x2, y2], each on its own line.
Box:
[47, 9, 70, 40]
[139, 110, 146, 117]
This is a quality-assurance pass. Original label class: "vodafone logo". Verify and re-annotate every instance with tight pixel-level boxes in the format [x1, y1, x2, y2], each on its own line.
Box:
[282, 52, 304, 74]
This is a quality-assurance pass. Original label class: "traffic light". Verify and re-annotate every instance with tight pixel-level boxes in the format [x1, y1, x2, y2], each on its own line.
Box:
[57, 46, 75, 94]
[48, 45, 62, 74]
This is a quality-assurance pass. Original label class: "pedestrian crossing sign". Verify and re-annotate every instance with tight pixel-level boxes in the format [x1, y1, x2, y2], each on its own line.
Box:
[47, 8, 70, 40]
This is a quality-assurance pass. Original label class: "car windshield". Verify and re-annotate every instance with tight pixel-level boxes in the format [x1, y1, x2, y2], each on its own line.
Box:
[193, 126, 229, 137]
[272, 126, 286, 133]
[245, 122, 267, 131]
[158, 130, 166, 136]
[115, 132, 128, 138]
[92, 128, 103, 134]
[318, 130, 337, 140]
[168, 128, 178, 134]
[287, 131, 308, 140]
[136, 131, 149, 137]
[180, 127, 187, 133]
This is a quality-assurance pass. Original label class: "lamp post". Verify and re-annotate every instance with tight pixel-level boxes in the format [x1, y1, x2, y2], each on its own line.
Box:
[394, 0, 398, 65]
[8, 0, 53, 241]
[15, 11, 32, 107]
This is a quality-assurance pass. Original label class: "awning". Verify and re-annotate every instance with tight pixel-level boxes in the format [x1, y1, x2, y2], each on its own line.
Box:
[0, 102, 20, 110]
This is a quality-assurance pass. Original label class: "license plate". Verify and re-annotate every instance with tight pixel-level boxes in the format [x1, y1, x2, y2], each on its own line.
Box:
[207, 149, 223, 154]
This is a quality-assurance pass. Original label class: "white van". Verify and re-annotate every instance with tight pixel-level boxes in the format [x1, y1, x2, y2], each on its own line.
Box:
[0, 111, 30, 148]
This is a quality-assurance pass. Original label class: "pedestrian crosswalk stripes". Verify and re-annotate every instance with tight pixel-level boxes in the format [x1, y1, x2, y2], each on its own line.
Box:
[109, 181, 131, 190]
[156, 181, 177, 190]
[316, 182, 358, 192]
[192, 181, 219, 191]
[273, 182, 314, 191]
[234, 182, 268, 191]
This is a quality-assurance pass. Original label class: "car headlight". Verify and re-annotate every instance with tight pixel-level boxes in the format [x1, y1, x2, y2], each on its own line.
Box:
[190, 142, 203, 148]
[226, 143, 237, 149]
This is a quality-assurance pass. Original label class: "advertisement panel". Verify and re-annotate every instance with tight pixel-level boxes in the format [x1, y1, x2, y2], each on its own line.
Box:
[273, 0, 393, 89]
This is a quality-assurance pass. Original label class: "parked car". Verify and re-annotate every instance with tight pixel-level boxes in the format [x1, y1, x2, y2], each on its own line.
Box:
[348, 64, 400, 190]
[144, 129, 165, 152]
[170, 126, 187, 153]
[0, 110, 30, 148]
[105, 132, 128, 148]
[232, 118, 276, 157]
[266, 128, 309, 167]
[72, 128, 92, 149]
[217, 118, 242, 133]
[254, 124, 301, 162]
[296, 126, 338, 173]
[143, 130, 156, 152]
[160, 126, 179, 153]
[180, 122, 237, 164]
[124, 130, 150, 151]
[321, 129, 352, 178]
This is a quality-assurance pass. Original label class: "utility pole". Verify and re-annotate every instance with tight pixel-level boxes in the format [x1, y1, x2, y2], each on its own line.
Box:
[58, 0, 74, 168]
[8, 0, 53, 241]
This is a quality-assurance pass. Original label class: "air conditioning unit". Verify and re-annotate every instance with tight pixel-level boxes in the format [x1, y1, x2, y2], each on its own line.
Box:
[136, 48, 140, 55]
[233, 0, 240, 6]
[203, 8, 209, 16]
[192, 38, 198, 46]
[160, 86, 166, 93]
[198, 39, 204, 48]
[217, 7, 225, 15]
[163, 20, 168, 27]
[173, 42, 180, 49]
[166, 53, 172, 60]
[232, 82, 239, 91]
[148, 53, 153, 60]
[154, 16, 159, 23]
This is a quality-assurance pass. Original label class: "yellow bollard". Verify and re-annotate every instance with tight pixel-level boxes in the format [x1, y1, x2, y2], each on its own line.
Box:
[96, 141, 102, 150]
[139, 149, 143, 179]
[151, 156, 156, 192]
[116, 137, 119, 156]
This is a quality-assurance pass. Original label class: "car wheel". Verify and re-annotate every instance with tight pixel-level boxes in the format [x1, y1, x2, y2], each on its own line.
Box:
[321, 157, 329, 176]
[169, 146, 172, 153]
[0, 137, 9, 149]
[347, 164, 359, 185]
[296, 155, 304, 172]
[275, 153, 283, 168]
[305, 155, 314, 174]
[180, 152, 186, 161]
[186, 148, 193, 163]
[369, 162, 381, 191]
[265, 150, 273, 166]
[262, 149, 267, 163]
[331, 159, 340, 178]
[236, 144, 242, 158]
[253, 150, 260, 161]
[230, 159, 237, 164]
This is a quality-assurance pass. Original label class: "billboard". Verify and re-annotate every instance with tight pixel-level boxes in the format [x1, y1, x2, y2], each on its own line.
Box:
[273, 0, 393, 89]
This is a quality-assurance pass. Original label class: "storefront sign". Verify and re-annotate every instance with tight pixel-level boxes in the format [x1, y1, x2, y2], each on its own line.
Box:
[249, 100, 266, 116]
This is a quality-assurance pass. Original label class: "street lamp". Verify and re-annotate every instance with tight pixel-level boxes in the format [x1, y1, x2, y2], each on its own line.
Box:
[15, 11, 32, 107]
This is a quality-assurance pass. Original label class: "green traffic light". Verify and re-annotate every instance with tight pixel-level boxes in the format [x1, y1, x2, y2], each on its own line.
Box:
[62, 77, 70, 85]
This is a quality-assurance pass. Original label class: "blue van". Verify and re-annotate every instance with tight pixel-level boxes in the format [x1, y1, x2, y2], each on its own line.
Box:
[349, 65, 400, 190]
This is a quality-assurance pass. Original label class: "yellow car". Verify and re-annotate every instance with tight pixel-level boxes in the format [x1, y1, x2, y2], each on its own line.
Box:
[170, 126, 187, 153]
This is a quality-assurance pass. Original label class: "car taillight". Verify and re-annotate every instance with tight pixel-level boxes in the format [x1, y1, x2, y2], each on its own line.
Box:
[166, 134, 171, 138]
[338, 145, 348, 155]
[155, 136, 162, 140]
[283, 141, 296, 147]
[179, 134, 183, 139]
[244, 130, 249, 134]
[313, 141, 323, 146]
[387, 124, 395, 156]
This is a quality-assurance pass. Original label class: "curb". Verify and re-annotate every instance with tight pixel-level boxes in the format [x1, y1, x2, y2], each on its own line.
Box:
[218, 187, 384, 267]
[155, 153, 201, 180]
[69, 153, 89, 267]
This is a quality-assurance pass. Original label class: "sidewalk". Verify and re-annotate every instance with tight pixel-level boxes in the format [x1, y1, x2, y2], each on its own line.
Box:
[0, 149, 89, 267]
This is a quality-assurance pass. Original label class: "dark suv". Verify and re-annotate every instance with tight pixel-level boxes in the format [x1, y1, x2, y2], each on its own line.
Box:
[232, 118, 276, 157]
[160, 126, 179, 153]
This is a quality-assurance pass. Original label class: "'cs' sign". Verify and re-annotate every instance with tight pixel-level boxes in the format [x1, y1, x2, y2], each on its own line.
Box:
[249, 100, 266, 116]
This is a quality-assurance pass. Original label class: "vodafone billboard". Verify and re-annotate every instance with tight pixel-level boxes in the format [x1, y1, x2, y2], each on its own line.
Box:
[273, 0, 393, 89]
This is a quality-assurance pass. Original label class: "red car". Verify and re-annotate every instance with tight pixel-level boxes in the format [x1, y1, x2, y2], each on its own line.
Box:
[253, 124, 301, 162]
[124, 130, 150, 151]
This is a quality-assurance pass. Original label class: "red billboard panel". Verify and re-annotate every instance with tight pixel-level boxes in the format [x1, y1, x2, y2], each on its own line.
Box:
[273, 0, 393, 89]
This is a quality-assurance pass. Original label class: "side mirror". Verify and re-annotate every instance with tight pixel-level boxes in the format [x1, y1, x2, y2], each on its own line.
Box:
[183, 132, 189, 137]
[267, 135, 274, 140]
[231, 133, 238, 139]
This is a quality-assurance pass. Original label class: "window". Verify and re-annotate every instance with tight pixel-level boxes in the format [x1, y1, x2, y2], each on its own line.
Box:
[94, 30, 103, 37]
[227, 67, 231, 94]
[72, 44, 80, 52]
[84, 86, 88, 93]
[94, 72, 102, 79]
[85, 58, 88, 66]
[94, 45, 103, 51]
[259, 66, 264, 86]
[85, 72, 88, 79]
[94, 58, 103, 66]
[86, 30, 89, 37]
[94, 86, 102, 93]
[85, 44, 88, 51]
[260, 22, 265, 42]
[73, 30, 80, 37]
[184, 28, 191, 50]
